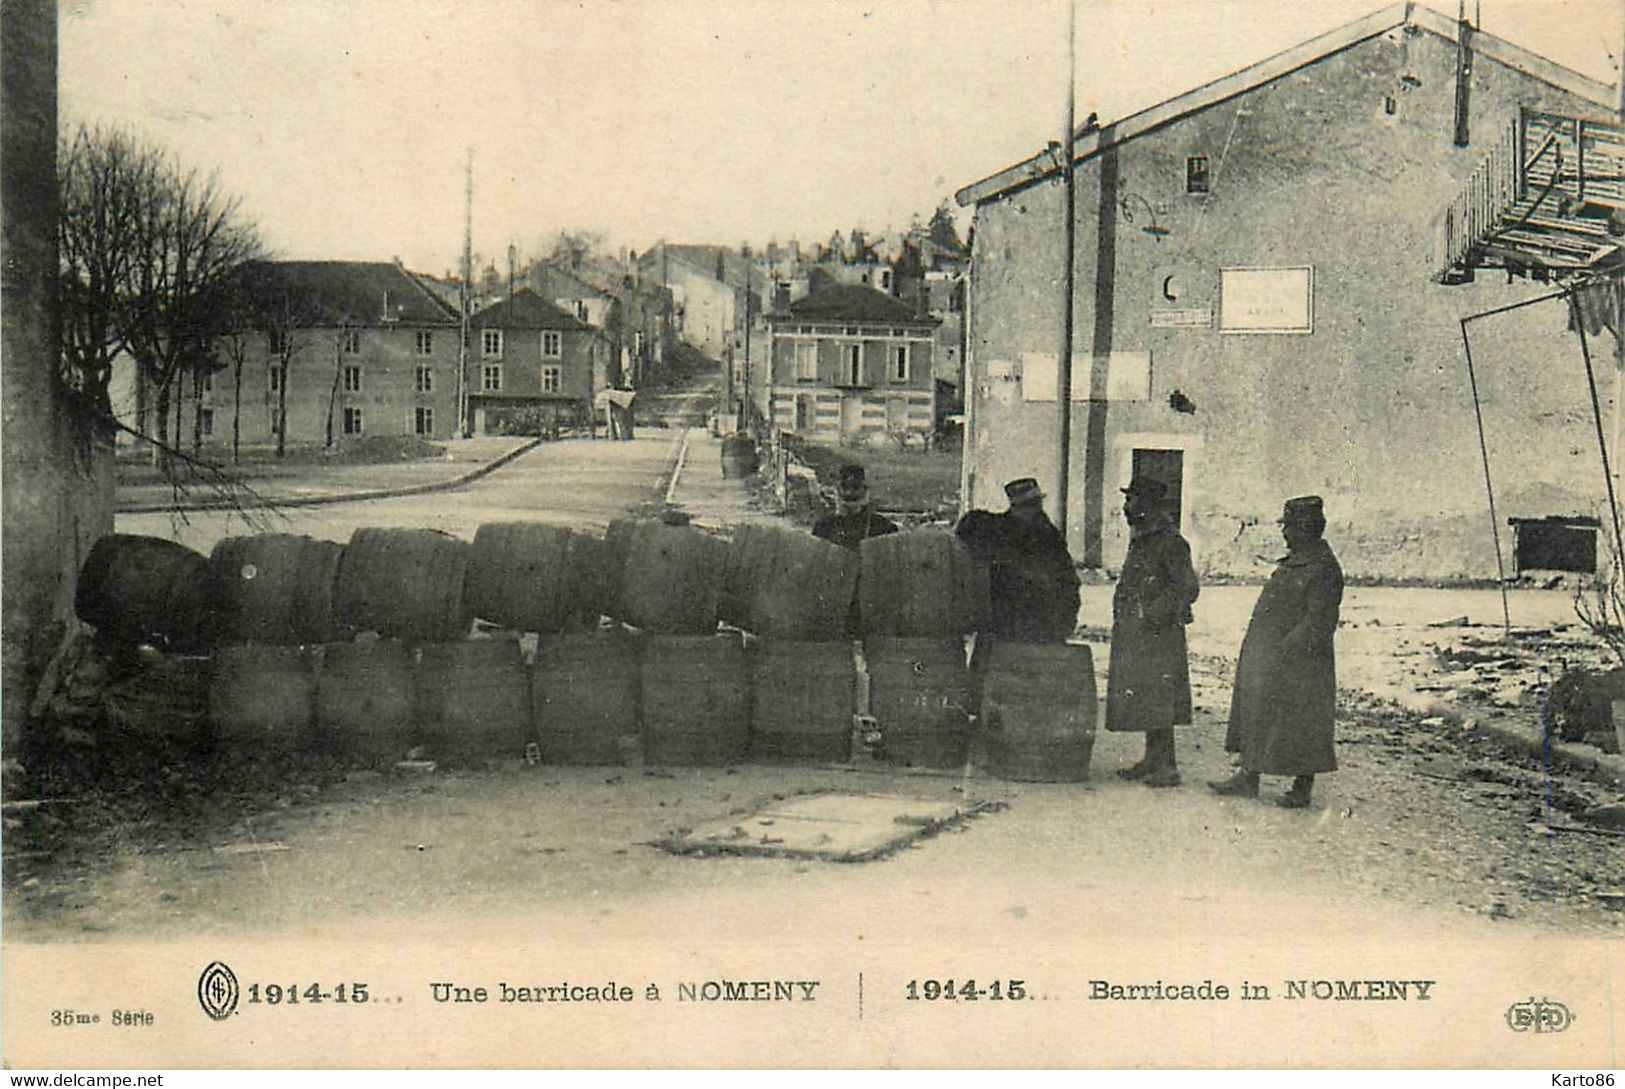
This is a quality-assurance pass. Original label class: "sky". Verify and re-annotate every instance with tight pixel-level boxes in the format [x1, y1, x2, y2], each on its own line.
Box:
[59, 0, 1623, 275]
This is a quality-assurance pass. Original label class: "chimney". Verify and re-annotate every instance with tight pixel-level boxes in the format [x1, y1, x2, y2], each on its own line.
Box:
[789, 238, 801, 267]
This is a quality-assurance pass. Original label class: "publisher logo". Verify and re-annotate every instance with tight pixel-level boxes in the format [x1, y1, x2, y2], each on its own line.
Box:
[1505, 996, 1575, 1034]
[198, 961, 240, 1021]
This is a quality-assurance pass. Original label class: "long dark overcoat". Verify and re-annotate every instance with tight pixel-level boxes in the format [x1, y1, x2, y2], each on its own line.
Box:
[1104, 526, 1199, 732]
[1225, 538, 1344, 775]
[955, 510, 1080, 643]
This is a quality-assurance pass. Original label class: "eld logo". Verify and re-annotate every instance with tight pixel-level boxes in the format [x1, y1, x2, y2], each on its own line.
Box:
[198, 961, 240, 1021]
[1506, 996, 1575, 1034]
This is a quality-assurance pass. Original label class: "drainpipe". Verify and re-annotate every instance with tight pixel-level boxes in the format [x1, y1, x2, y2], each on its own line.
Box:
[1452, 0, 1474, 148]
[1056, 0, 1077, 537]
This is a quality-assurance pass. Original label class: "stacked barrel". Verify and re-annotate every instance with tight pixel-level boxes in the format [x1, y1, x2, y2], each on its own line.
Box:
[74, 511, 1094, 779]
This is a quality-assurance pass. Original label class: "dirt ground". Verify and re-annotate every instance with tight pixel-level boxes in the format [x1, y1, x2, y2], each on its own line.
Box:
[15, 430, 1621, 950]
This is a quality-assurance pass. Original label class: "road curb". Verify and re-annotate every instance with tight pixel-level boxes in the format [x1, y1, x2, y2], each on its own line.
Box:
[663, 428, 692, 506]
[116, 438, 544, 515]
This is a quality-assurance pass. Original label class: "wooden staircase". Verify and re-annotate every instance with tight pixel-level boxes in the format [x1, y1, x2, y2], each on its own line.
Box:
[1435, 109, 1625, 283]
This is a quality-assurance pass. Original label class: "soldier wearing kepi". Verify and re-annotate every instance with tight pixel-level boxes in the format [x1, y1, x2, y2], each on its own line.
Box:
[954, 477, 1080, 643]
[1211, 495, 1344, 809]
[1107, 476, 1199, 788]
[812, 464, 898, 553]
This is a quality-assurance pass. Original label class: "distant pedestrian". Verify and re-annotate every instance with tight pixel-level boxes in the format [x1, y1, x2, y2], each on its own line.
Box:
[1106, 476, 1199, 788]
[955, 477, 1080, 643]
[1211, 495, 1344, 809]
[812, 464, 898, 553]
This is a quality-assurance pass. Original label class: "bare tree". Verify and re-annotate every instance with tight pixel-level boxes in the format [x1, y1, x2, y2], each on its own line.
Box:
[122, 152, 262, 467]
[57, 125, 162, 426]
[324, 321, 357, 449]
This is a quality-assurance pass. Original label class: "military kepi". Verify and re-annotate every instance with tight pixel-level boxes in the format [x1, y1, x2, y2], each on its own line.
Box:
[1121, 476, 1167, 502]
[837, 464, 867, 497]
[1004, 477, 1045, 504]
[1279, 495, 1324, 523]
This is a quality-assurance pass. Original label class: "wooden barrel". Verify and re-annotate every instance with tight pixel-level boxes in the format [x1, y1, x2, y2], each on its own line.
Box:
[720, 524, 858, 639]
[333, 528, 471, 643]
[416, 638, 535, 763]
[864, 636, 973, 769]
[465, 522, 608, 633]
[978, 641, 1097, 782]
[532, 632, 640, 765]
[639, 633, 749, 765]
[859, 529, 989, 638]
[101, 653, 210, 743]
[76, 534, 217, 653]
[316, 639, 416, 761]
[749, 640, 853, 762]
[209, 534, 347, 645]
[208, 644, 316, 748]
[605, 515, 725, 634]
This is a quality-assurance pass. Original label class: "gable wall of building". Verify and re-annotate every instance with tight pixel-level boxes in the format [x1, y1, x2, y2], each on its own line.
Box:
[967, 25, 1613, 579]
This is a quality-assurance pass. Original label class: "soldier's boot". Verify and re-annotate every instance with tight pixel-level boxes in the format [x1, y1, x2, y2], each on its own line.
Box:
[1142, 730, 1181, 788]
[1116, 754, 1156, 780]
[1208, 769, 1260, 797]
[1276, 775, 1315, 809]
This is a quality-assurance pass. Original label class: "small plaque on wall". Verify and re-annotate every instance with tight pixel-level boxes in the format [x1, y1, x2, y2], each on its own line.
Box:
[1151, 307, 1214, 329]
[1219, 266, 1313, 334]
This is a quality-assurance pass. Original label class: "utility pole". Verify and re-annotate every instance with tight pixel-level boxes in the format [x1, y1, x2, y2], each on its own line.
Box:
[1056, 0, 1077, 536]
[741, 273, 752, 433]
[457, 147, 473, 438]
[507, 242, 517, 305]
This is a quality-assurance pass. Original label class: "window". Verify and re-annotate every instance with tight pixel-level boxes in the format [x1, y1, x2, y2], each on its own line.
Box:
[634, 331, 645, 353]
[201, 372, 214, 393]
[200, 408, 214, 436]
[343, 365, 362, 393]
[574, 301, 589, 321]
[269, 408, 282, 435]
[341, 328, 361, 354]
[542, 365, 562, 394]
[413, 406, 434, 436]
[482, 328, 503, 358]
[267, 329, 288, 355]
[415, 365, 433, 393]
[343, 407, 363, 435]
[795, 341, 818, 381]
[268, 365, 286, 393]
[482, 363, 503, 391]
[891, 344, 910, 382]
[415, 330, 434, 356]
[541, 331, 562, 358]
[842, 344, 863, 385]
[1186, 155, 1210, 195]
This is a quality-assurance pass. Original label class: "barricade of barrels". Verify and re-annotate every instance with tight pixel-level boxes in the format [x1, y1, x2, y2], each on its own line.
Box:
[74, 515, 1097, 779]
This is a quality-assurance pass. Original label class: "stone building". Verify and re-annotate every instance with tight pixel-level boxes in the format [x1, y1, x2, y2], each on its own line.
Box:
[955, 1, 1620, 580]
[764, 279, 938, 446]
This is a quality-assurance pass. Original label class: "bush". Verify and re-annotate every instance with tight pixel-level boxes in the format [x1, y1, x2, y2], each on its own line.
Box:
[1546, 667, 1625, 742]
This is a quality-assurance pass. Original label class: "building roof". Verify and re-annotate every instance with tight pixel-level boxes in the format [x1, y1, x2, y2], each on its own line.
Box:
[470, 288, 592, 330]
[241, 260, 459, 324]
[956, 1, 1619, 208]
[778, 282, 935, 325]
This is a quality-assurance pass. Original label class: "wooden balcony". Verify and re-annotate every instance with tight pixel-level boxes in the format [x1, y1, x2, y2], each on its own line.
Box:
[1434, 109, 1625, 284]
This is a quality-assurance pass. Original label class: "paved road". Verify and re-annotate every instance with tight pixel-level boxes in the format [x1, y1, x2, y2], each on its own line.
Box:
[115, 432, 683, 553]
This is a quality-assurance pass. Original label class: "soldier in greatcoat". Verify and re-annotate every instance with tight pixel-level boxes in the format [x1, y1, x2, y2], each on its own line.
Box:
[1106, 476, 1199, 787]
[1211, 495, 1344, 809]
[954, 477, 1080, 643]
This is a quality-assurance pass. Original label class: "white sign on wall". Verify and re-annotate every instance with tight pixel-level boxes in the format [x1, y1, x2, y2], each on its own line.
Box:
[1020, 351, 1152, 401]
[1219, 266, 1314, 334]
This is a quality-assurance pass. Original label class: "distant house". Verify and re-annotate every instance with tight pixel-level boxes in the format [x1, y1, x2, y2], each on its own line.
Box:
[641, 243, 746, 359]
[954, 1, 1620, 580]
[141, 260, 463, 446]
[764, 280, 939, 446]
[529, 258, 675, 388]
[467, 289, 608, 435]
